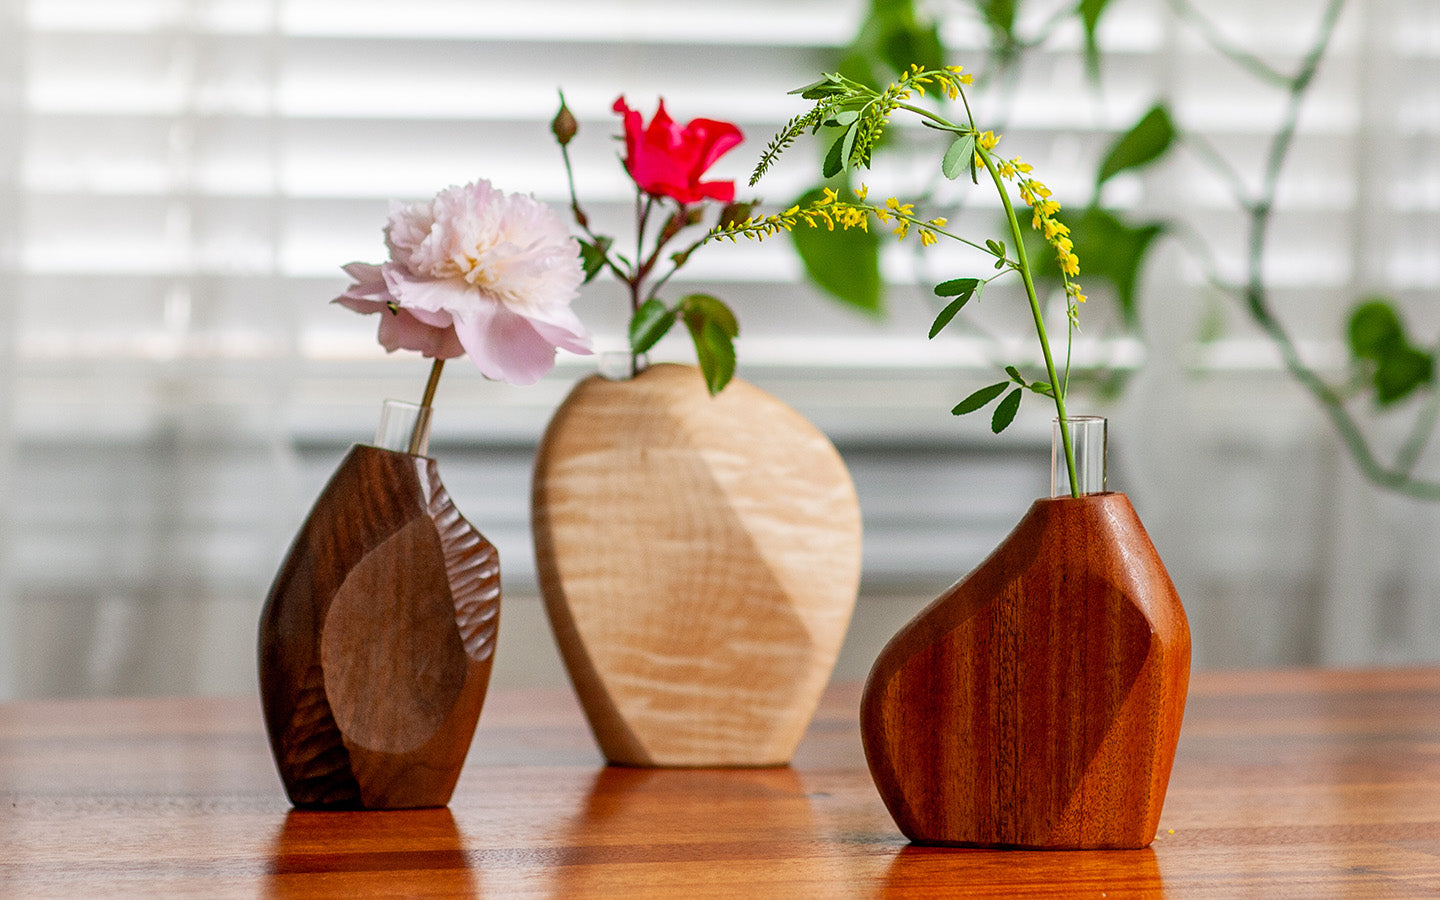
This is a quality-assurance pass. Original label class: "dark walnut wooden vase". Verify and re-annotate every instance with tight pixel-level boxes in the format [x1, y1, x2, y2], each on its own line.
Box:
[259, 402, 500, 809]
[861, 418, 1189, 849]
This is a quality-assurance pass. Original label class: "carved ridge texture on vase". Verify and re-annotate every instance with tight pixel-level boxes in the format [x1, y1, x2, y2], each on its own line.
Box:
[259, 444, 500, 809]
[532, 363, 862, 767]
[861, 492, 1190, 849]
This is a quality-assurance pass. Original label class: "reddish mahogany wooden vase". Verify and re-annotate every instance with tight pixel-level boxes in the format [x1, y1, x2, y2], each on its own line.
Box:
[259, 444, 500, 809]
[861, 492, 1190, 849]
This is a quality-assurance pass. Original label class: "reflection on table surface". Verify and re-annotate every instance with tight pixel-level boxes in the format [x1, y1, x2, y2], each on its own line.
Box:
[3, 669, 1440, 897]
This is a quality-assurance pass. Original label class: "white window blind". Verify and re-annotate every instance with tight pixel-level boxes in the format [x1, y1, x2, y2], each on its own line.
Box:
[3, 0, 1440, 697]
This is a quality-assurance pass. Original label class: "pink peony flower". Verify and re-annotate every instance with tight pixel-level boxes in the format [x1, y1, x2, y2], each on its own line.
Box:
[335, 180, 592, 385]
[612, 96, 743, 205]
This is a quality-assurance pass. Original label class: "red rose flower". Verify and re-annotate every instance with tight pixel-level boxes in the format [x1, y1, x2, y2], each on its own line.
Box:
[613, 96, 743, 205]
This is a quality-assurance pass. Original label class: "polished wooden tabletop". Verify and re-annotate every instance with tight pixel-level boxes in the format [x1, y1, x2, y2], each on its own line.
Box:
[2, 668, 1439, 898]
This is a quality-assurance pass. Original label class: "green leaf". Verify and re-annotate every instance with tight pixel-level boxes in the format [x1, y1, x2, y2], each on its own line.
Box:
[929, 279, 980, 338]
[823, 128, 849, 178]
[1079, 208, 1163, 328]
[1348, 300, 1405, 361]
[676, 294, 740, 394]
[687, 318, 737, 395]
[793, 74, 847, 99]
[1077, 0, 1114, 80]
[1004, 365, 1023, 383]
[679, 293, 740, 338]
[1374, 347, 1434, 405]
[941, 134, 976, 181]
[840, 122, 860, 170]
[934, 277, 980, 297]
[1348, 299, 1435, 405]
[1096, 105, 1176, 187]
[1030, 206, 1164, 328]
[978, 0, 1016, 35]
[790, 186, 884, 315]
[835, 50, 880, 92]
[578, 237, 611, 283]
[629, 298, 676, 354]
[929, 297, 969, 339]
[973, 0, 1020, 64]
[951, 381, 1009, 416]
[878, 20, 945, 77]
[985, 239, 1005, 259]
[1030, 381, 1054, 397]
[991, 387, 1023, 433]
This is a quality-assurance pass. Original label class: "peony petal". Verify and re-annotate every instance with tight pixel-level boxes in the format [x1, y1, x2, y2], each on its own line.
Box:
[333, 295, 390, 315]
[452, 301, 561, 385]
[382, 266, 473, 314]
[531, 324, 592, 357]
[514, 301, 593, 355]
[404, 306, 454, 329]
[336, 262, 394, 304]
[376, 308, 465, 359]
[341, 261, 385, 286]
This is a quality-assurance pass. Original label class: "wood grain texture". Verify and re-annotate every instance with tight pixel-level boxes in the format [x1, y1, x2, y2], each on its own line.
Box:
[531, 363, 862, 767]
[3, 671, 1440, 897]
[258, 444, 500, 809]
[862, 492, 1191, 849]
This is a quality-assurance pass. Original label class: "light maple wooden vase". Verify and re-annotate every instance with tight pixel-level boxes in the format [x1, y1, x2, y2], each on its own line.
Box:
[861, 416, 1190, 848]
[259, 401, 500, 809]
[532, 362, 862, 767]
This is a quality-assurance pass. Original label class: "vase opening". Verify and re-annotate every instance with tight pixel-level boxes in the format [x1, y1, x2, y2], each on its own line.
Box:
[1052, 415, 1106, 498]
[373, 399, 433, 456]
[598, 350, 649, 382]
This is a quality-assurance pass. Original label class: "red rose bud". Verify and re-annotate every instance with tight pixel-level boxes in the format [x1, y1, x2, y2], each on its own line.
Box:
[612, 96, 742, 204]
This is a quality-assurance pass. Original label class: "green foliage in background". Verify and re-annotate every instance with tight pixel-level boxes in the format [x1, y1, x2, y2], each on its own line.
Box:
[801, 0, 1440, 498]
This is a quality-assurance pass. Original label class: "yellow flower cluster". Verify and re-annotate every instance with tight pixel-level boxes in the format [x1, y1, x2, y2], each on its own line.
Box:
[871, 195, 947, 246]
[972, 130, 1001, 170]
[981, 132, 1086, 306]
[851, 66, 978, 167]
[712, 184, 953, 249]
[901, 63, 974, 101]
[712, 187, 870, 241]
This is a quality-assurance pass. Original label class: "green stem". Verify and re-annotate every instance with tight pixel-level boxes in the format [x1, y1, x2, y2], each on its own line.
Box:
[627, 192, 657, 377]
[878, 209, 995, 256]
[1169, 0, 1291, 86]
[409, 357, 444, 456]
[1396, 389, 1440, 478]
[890, 87, 1077, 494]
[978, 145, 1078, 497]
[557, 127, 629, 286]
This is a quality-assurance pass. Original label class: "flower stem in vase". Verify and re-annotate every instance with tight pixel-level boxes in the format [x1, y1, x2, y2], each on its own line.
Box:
[1053, 415, 1106, 497]
[411, 358, 445, 455]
